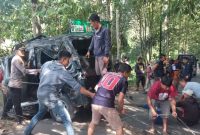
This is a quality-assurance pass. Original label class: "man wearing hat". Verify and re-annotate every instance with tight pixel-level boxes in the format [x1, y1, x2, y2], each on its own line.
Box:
[176, 89, 200, 126]
[1, 47, 38, 124]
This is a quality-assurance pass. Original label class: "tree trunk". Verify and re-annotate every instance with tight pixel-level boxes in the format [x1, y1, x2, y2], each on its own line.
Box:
[31, 0, 42, 37]
[106, 0, 111, 21]
[139, 12, 143, 56]
[144, 0, 148, 62]
[148, 1, 154, 61]
[185, 16, 189, 53]
[161, 0, 169, 54]
[116, 9, 121, 59]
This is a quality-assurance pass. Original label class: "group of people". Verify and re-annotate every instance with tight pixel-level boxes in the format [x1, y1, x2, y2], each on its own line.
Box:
[1, 13, 200, 135]
[0, 13, 129, 135]
[135, 54, 195, 93]
[25, 13, 132, 135]
[134, 54, 200, 134]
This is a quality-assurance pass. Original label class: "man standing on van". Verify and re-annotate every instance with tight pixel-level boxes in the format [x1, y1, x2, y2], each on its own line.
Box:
[86, 13, 111, 77]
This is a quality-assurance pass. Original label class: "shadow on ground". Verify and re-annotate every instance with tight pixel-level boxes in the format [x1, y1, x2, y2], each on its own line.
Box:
[1, 75, 200, 135]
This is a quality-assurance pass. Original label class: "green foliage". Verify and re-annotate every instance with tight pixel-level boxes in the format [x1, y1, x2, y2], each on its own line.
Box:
[0, 48, 11, 57]
[0, 0, 200, 61]
[0, 0, 32, 41]
[0, 0, 103, 41]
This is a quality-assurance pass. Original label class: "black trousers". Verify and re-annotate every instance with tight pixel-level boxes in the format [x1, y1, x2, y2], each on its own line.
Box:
[3, 87, 22, 122]
[136, 76, 145, 88]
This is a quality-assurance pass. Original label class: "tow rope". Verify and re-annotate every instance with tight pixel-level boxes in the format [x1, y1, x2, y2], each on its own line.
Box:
[122, 113, 198, 135]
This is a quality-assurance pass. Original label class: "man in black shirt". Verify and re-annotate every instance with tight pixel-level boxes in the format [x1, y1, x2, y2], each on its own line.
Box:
[180, 57, 193, 81]
[153, 54, 166, 80]
[135, 57, 145, 91]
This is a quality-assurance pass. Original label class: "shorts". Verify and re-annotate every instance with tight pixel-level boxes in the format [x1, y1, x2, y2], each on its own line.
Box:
[91, 104, 123, 130]
[149, 100, 170, 119]
[95, 56, 108, 76]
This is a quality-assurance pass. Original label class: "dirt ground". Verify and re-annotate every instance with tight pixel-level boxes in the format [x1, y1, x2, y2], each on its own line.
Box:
[0, 76, 200, 135]
[0, 92, 141, 135]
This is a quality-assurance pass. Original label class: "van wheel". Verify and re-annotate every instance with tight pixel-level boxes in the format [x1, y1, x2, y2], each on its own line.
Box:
[50, 94, 76, 123]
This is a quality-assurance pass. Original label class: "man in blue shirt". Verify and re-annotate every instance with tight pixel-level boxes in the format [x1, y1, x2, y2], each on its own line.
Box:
[86, 13, 111, 77]
[179, 77, 200, 99]
[88, 63, 132, 135]
[24, 50, 95, 135]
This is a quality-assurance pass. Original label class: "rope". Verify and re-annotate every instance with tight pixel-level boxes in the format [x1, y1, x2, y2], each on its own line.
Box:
[22, 82, 39, 85]
[158, 114, 197, 135]
[122, 113, 197, 135]
[176, 117, 196, 135]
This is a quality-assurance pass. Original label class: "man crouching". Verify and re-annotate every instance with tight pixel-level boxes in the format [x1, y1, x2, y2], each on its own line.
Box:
[147, 76, 177, 135]
[88, 63, 132, 135]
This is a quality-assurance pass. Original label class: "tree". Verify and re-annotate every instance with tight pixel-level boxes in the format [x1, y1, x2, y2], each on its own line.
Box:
[116, 8, 121, 59]
[31, 0, 42, 37]
[0, 0, 200, 61]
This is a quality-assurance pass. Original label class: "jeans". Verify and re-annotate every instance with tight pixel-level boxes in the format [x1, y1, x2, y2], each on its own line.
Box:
[95, 56, 108, 76]
[24, 100, 75, 135]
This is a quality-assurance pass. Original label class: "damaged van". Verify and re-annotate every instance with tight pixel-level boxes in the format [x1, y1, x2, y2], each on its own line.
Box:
[0, 33, 101, 122]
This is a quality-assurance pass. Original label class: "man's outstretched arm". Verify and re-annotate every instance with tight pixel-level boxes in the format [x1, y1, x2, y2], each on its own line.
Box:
[80, 87, 95, 98]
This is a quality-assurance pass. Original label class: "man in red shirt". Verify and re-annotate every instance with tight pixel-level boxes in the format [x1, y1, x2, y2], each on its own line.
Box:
[147, 76, 177, 135]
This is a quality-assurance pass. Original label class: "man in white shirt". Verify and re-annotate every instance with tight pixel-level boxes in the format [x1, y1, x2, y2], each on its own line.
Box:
[179, 77, 200, 99]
